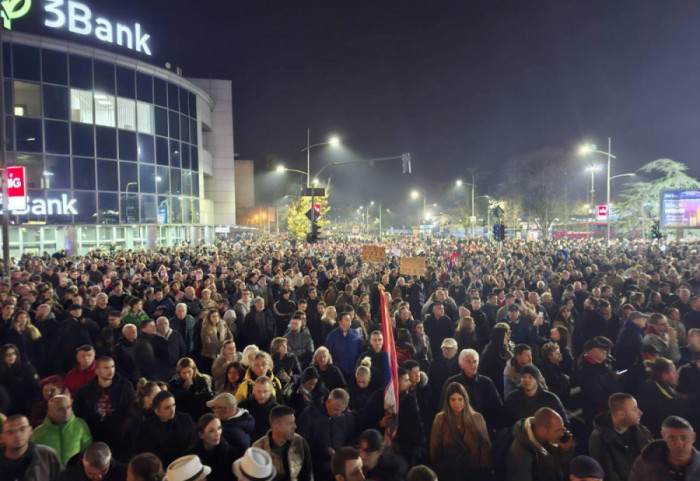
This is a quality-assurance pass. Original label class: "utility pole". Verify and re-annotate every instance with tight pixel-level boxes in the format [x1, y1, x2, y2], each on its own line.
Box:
[0, 23, 11, 277]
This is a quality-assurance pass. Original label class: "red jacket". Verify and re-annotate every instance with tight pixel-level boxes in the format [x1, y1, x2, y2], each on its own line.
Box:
[63, 362, 96, 397]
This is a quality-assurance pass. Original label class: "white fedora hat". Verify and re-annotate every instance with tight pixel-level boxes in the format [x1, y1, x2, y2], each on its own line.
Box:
[165, 455, 212, 481]
[232, 447, 277, 481]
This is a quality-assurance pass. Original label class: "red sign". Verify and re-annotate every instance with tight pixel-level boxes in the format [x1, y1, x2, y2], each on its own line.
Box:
[6, 166, 27, 211]
[597, 205, 608, 220]
[313, 204, 321, 215]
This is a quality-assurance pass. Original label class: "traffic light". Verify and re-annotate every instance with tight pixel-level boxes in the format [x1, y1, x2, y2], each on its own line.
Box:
[307, 221, 320, 244]
[651, 220, 662, 240]
[499, 223, 505, 241]
[493, 224, 501, 241]
[401, 153, 412, 174]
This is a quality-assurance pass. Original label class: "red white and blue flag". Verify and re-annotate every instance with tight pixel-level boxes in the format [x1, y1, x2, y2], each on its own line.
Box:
[379, 285, 399, 417]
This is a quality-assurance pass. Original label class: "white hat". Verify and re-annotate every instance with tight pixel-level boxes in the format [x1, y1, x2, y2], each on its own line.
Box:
[232, 448, 277, 481]
[165, 455, 212, 481]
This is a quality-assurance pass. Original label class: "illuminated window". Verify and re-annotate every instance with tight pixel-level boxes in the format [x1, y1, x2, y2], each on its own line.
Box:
[94, 93, 116, 127]
[14, 81, 41, 117]
[117, 97, 136, 130]
[70, 89, 93, 123]
[137, 101, 154, 134]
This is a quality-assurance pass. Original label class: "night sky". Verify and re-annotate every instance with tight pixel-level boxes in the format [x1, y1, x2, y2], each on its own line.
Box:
[15, 0, 700, 208]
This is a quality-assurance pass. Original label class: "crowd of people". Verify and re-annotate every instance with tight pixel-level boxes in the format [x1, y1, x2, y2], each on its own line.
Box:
[0, 234, 699, 481]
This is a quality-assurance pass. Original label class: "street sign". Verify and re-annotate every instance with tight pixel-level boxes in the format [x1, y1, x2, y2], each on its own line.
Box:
[597, 205, 608, 221]
[469, 216, 477, 223]
[492, 206, 504, 218]
[301, 187, 326, 197]
[304, 209, 317, 222]
[7, 166, 27, 211]
[313, 204, 321, 215]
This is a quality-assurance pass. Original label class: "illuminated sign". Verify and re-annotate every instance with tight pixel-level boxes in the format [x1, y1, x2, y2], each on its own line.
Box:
[7, 166, 27, 211]
[1, 193, 78, 216]
[596, 205, 607, 221]
[661, 190, 700, 229]
[44, 0, 152, 55]
[1, 0, 32, 30]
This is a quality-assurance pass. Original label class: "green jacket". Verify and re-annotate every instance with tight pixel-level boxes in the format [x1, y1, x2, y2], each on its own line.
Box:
[32, 413, 92, 466]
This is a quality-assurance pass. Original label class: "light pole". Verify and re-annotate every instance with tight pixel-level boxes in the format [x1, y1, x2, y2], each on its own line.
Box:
[580, 139, 616, 244]
[300, 129, 340, 188]
[456, 179, 476, 238]
[410, 190, 426, 224]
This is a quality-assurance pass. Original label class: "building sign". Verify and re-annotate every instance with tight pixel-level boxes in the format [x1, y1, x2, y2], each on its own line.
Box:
[44, 0, 152, 55]
[1, 193, 77, 216]
[3, 0, 153, 55]
[6, 166, 27, 211]
[596, 205, 607, 221]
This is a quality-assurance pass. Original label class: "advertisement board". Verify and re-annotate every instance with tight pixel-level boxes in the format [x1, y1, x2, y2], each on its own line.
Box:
[660, 190, 700, 228]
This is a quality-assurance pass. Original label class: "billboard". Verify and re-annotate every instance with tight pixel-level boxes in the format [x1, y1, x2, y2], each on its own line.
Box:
[660, 190, 700, 228]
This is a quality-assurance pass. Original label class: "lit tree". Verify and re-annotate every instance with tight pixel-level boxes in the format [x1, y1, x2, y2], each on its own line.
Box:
[615, 159, 700, 235]
[286, 181, 332, 240]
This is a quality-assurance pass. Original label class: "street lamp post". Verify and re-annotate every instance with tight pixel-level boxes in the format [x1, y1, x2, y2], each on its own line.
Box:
[456, 178, 476, 238]
[580, 138, 616, 244]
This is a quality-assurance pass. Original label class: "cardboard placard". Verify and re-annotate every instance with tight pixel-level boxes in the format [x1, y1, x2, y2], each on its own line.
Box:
[400, 257, 426, 277]
[361, 245, 386, 264]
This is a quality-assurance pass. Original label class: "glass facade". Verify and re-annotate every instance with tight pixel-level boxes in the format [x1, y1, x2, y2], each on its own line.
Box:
[3, 41, 201, 226]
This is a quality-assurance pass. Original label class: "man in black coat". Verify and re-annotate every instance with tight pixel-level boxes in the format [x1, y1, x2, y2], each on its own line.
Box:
[240, 297, 276, 350]
[479, 325, 511, 400]
[134, 391, 195, 467]
[577, 338, 620, 427]
[423, 301, 455, 358]
[58, 442, 126, 481]
[55, 305, 100, 374]
[155, 316, 186, 380]
[636, 358, 691, 438]
[573, 297, 607, 358]
[440, 348, 503, 430]
[504, 364, 568, 427]
[427, 338, 460, 398]
[73, 356, 135, 450]
[588, 393, 653, 481]
[239, 376, 278, 442]
[614, 312, 648, 371]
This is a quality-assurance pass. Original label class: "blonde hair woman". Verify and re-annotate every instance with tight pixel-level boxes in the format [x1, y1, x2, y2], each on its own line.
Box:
[200, 309, 233, 374]
[312, 346, 347, 391]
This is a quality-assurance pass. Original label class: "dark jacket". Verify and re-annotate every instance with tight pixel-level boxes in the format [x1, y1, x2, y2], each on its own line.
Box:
[577, 355, 619, 424]
[629, 439, 700, 481]
[507, 417, 572, 481]
[636, 379, 691, 438]
[615, 321, 645, 371]
[441, 371, 503, 429]
[504, 386, 568, 427]
[480, 326, 510, 400]
[221, 408, 256, 454]
[240, 308, 276, 351]
[0, 360, 40, 416]
[135, 412, 196, 467]
[239, 395, 278, 442]
[314, 363, 347, 392]
[538, 358, 571, 407]
[0, 441, 62, 481]
[588, 411, 653, 481]
[424, 314, 455, 357]
[58, 455, 127, 481]
[168, 374, 214, 422]
[189, 436, 240, 481]
[427, 354, 460, 399]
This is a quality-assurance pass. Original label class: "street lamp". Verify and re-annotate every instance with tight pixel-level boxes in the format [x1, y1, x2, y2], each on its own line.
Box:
[580, 138, 617, 244]
[300, 129, 340, 188]
[410, 190, 427, 222]
[456, 179, 477, 238]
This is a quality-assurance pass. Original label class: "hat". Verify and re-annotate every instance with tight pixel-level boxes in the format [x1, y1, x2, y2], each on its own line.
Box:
[584, 338, 610, 352]
[628, 312, 649, 322]
[67, 304, 83, 311]
[206, 393, 236, 409]
[593, 336, 614, 349]
[107, 309, 122, 318]
[641, 344, 660, 355]
[440, 338, 458, 349]
[569, 455, 605, 479]
[165, 455, 211, 481]
[520, 364, 542, 381]
[232, 448, 276, 481]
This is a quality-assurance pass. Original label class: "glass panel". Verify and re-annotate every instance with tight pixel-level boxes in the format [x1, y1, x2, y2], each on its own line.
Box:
[157, 196, 169, 224]
[168, 83, 179, 111]
[13, 189, 47, 225]
[42, 189, 69, 225]
[98, 193, 119, 224]
[192, 199, 200, 224]
[181, 144, 190, 170]
[154, 77, 167, 107]
[44, 155, 71, 189]
[2, 43, 10, 79]
[139, 164, 156, 193]
[81, 227, 97, 240]
[182, 170, 192, 196]
[72, 192, 96, 224]
[156, 166, 169, 193]
[179, 89, 189, 116]
[71, 123, 94, 157]
[4, 80, 12, 115]
[118, 130, 137, 161]
[190, 119, 197, 145]
[73, 157, 96, 190]
[192, 172, 199, 197]
[171, 196, 182, 223]
[182, 197, 191, 223]
[155, 136, 168, 166]
[43, 85, 70, 120]
[180, 114, 189, 142]
[42, 50, 68, 85]
[117, 97, 136, 130]
[170, 168, 181, 195]
[13, 154, 43, 189]
[140, 194, 157, 223]
[189, 92, 197, 120]
[136, 73, 153, 103]
[97, 160, 119, 191]
[93, 61, 115, 95]
[168, 110, 179, 139]
[138, 134, 154, 163]
[5, 116, 13, 151]
[116, 67, 136, 99]
[43, 229, 55, 241]
[70, 89, 93, 123]
[13, 81, 41, 117]
[169, 140, 180, 168]
[15, 117, 42, 152]
[120, 192, 139, 223]
[94, 93, 116, 127]
[154, 107, 168, 137]
[69, 55, 93, 90]
[44, 120, 70, 154]
[12, 45, 40, 81]
[119, 161, 138, 192]
[95, 126, 117, 159]
[137, 102, 154, 134]
[191, 146, 199, 172]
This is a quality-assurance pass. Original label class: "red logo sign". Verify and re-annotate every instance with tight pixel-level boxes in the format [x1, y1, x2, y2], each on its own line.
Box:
[313, 204, 321, 215]
[597, 205, 608, 220]
[7, 166, 26, 198]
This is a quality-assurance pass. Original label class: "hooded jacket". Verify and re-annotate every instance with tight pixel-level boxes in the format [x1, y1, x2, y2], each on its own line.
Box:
[629, 439, 700, 481]
[221, 407, 256, 454]
[506, 417, 572, 481]
[32, 412, 92, 466]
[588, 411, 653, 481]
[479, 326, 511, 400]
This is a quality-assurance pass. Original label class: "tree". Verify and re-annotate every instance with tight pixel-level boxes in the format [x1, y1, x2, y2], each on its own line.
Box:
[286, 181, 332, 240]
[615, 159, 700, 235]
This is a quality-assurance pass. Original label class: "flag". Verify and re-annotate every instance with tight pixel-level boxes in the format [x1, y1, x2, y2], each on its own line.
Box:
[379, 284, 399, 417]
